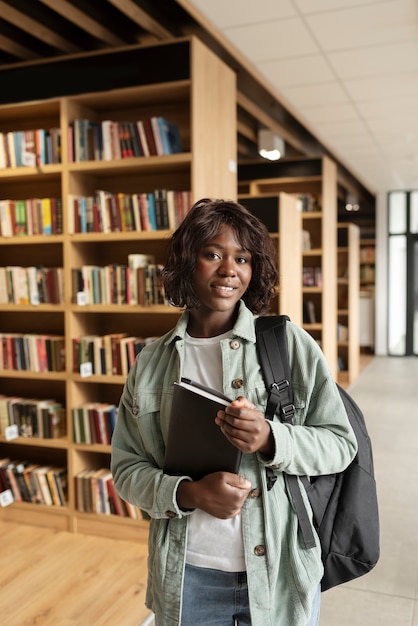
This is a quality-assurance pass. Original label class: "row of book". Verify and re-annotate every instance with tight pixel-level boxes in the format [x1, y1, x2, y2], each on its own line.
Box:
[72, 402, 117, 445]
[337, 323, 349, 342]
[75, 467, 147, 518]
[0, 395, 65, 439]
[302, 229, 312, 251]
[0, 197, 63, 237]
[360, 246, 375, 263]
[0, 128, 61, 169]
[0, 115, 182, 170]
[68, 188, 192, 234]
[69, 116, 182, 163]
[297, 193, 321, 213]
[302, 266, 323, 287]
[360, 264, 375, 282]
[0, 190, 192, 237]
[303, 299, 319, 324]
[0, 457, 67, 506]
[337, 356, 348, 372]
[72, 255, 167, 307]
[0, 333, 65, 372]
[0, 266, 64, 305]
[73, 334, 157, 377]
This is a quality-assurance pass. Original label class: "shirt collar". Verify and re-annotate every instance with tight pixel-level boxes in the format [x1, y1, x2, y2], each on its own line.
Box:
[164, 300, 257, 346]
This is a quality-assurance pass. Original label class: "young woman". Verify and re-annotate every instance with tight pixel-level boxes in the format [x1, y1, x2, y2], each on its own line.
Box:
[111, 198, 357, 626]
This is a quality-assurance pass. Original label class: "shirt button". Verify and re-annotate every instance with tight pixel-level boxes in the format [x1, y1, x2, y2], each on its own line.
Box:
[230, 339, 241, 350]
[232, 378, 243, 389]
[132, 404, 139, 415]
[254, 545, 266, 557]
[166, 511, 176, 518]
[249, 488, 261, 499]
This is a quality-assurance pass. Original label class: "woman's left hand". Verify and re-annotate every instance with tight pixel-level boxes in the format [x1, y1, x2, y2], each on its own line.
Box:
[215, 397, 274, 457]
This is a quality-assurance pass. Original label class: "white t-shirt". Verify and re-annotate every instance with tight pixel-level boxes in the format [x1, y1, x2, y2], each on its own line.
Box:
[183, 331, 246, 572]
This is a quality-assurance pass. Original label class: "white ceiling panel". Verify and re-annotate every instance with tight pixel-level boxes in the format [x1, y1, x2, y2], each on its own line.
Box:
[258, 54, 334, 87]
[305, 0, 418, 52]
[299, 103, 360, 124]
[183, 0, 296, 28]
[345, 72, 418, 101]
[366, 114, 418, 135]
[322, 131, 380, 149]
[356, 94, 418, 121]
[312, 119, 371, 138]
[293, 0, 388, 13]
[328, 40, 418, 80]
[279, 81, 348, 108]
[222, 19, 319, 62]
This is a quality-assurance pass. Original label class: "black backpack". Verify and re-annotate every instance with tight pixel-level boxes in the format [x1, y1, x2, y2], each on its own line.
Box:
[255, 315, 380, 591]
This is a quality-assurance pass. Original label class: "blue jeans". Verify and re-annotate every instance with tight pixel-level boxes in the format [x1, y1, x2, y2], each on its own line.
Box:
[181, 564, 250, 626]
[175, 564, 321, 626]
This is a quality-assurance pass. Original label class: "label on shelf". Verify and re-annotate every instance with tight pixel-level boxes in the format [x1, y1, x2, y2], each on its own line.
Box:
[5, 424, 19, 441]
[30, 291, 40, 306]
[80, 361, 93, 378]
[0, 489, 14, 507]
[77, 291, 87, 306]
[22, 151, 37, 167]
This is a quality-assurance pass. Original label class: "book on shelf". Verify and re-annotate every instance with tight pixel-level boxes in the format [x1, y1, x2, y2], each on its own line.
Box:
[67, 189, 191, 234]
[303, 300, 317, 324]
[302, 266, 322, 288]
[0, 395, 65, 439]
[136, 120, 150, 157]
[72, 402, 117, 445]
[128, 253, 155, 306]
[1, 265, 64, 305]
[74, 467, 126, 517]
[163, 378, 242, 480]
[141, 118, 158, 156]
[297, 193, 320, 212]
[72, 333, 153, 377]
[106, 476, 128, 517]
[337, 356, 348, 372]
[302, 229, 311, 251]
[160, 117, 183, 154]
[337, 323, 349, 342]
[13, 197, 62, 236]
[0, 458, 13, 496]
[2, 460, 67, 506]
[0, 129, 60, 168]
[150, 117, 165, 156]
[4, 459, 22, 501]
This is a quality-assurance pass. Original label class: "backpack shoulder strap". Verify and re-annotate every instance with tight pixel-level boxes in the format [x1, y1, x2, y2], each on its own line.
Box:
[255, 315, 294, 422]
[255, 314, 317, 550]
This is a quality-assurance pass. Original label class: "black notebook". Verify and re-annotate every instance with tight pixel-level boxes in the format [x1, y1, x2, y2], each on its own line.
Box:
[163, 378, 242, 480]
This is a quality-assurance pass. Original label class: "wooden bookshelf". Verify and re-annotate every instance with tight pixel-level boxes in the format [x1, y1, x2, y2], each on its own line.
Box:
[337, 223, 360, 387]
[238, 193, 302, 325]
[238, 156, 338, 376]
[0, 37, 237, 540]
[359, 237, 376, 289]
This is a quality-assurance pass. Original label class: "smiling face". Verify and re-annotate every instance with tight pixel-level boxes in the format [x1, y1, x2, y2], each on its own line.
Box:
[188, 224, 252, 336]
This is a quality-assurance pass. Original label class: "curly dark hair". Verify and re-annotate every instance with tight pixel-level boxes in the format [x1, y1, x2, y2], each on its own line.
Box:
[162, 198, 278, 314]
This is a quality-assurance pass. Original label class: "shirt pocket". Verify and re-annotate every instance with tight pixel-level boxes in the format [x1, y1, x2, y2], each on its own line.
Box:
[131, 389, 171, 466]
[254, 382, 308, 424]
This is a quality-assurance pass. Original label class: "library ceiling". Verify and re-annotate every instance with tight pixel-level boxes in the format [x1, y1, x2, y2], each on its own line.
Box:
[3, 0, 408, 221]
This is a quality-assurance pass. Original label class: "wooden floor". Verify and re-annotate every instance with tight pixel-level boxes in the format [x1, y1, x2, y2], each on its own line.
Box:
[0, 520, 150, 626]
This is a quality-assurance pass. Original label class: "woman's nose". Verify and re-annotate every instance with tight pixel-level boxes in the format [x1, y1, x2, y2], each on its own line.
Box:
[218, 259, 236, 276]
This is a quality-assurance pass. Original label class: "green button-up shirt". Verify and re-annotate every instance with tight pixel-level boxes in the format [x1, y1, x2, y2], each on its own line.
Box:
[111, 301, 357, 626]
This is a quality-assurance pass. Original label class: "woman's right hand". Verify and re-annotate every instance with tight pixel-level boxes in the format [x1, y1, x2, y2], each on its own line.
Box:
[177, 472, 252, 519]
